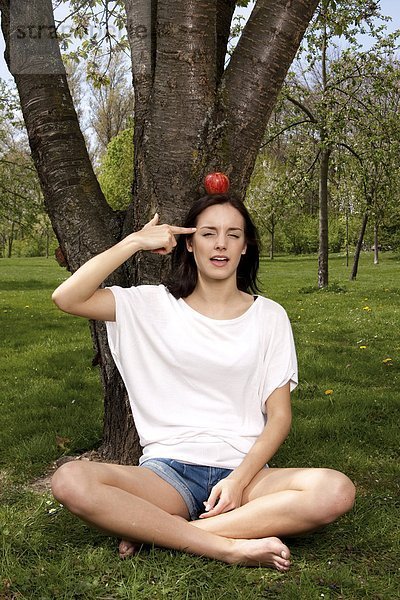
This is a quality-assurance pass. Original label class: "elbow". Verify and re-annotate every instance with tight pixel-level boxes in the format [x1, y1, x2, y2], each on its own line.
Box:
[267, 411, 292, 439]
[282, 415, 292, 440]
[51, 288, 72, 314]
[51, 289, 61, 309]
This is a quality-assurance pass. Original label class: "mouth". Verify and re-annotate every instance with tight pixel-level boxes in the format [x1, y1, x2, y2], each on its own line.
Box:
[210, 256, 229, 267]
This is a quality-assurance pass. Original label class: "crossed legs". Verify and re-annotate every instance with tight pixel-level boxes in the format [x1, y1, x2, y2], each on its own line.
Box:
[51, 461, 355, 571]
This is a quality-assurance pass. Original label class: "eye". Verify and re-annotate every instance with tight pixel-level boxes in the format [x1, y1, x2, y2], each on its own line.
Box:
[228, 234, 240, 239]
[202, 232, 215, 237]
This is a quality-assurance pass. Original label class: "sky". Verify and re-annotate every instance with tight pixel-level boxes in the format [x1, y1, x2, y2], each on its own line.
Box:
[0, 1, 399, 82]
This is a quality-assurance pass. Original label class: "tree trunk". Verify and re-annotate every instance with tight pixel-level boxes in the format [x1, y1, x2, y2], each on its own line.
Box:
[7, 220, 14, 258]
[318, 148, 331, 288]
[350, 210, 369, 281]
[317, 9, 330, 290]
[374, 221, 379, 264]
[345, 206, 349, 267]
[270, 213, 275, 260]
[1, 0, 320, 463]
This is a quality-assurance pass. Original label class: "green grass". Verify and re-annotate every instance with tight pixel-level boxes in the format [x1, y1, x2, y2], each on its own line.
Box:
[1, 254, 399, 599]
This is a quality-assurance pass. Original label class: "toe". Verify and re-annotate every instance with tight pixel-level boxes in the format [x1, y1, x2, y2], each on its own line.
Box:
[118, 540, 137, 559]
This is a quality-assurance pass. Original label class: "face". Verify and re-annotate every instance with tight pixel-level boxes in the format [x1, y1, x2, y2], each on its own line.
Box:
[186, 203, 247, 284]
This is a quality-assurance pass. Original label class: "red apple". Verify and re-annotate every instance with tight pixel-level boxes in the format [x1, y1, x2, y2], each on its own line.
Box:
[204, 172, 230, 195]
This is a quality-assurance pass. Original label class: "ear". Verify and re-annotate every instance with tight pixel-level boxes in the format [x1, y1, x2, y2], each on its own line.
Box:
[186, 237, 193, 253]
[241, 243, 247, 255]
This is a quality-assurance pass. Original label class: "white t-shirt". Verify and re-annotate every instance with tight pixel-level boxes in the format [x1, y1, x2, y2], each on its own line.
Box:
[105, 285, 298, 468]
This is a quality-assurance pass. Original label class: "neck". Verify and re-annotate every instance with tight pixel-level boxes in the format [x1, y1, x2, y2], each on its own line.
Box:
[190, 274, 242, 305]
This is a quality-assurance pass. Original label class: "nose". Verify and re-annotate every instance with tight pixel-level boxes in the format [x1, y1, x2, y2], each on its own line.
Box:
[214, 235, 227, 250]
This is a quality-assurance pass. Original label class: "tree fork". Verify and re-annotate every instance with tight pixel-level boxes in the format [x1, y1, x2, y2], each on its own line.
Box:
[211, 0, 320, 197]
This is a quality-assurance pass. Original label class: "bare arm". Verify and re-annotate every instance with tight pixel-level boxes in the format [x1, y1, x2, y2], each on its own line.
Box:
[228, 383, 292, 487]
[51, 214, 196, 321]
[200, 383, 292, 517]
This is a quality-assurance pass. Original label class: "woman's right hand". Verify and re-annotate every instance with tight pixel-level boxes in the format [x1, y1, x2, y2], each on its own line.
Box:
[133, 213, 196, 255]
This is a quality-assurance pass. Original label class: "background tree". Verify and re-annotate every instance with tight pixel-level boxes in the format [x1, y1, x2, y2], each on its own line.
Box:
[86, 51, 135, 164]
[334, 42, 400, 277]
[0, 79, 52, 258]
[263, 0, 385, 287]
[98, 126, 134, 210]
[0, 147, 46, 257]
[246, 147, 298, 259]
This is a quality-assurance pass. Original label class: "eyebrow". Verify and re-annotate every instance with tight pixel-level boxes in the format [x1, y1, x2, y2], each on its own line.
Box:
[199, 226, 243, 231]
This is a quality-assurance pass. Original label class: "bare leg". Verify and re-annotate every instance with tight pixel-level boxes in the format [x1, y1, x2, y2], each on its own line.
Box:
[119, 515, 188, 558]
[191, 468, 355, 538]
[51, 461, 291, 570]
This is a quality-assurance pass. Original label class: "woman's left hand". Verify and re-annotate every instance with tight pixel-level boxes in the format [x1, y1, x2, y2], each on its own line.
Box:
[199, 477, 244, 518]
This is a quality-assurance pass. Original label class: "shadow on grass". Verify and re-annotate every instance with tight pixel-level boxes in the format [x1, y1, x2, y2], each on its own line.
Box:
[0, 279, 54, 291]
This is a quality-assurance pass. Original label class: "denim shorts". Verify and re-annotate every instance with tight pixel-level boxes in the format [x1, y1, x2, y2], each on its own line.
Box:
[140, 458, 234, 520]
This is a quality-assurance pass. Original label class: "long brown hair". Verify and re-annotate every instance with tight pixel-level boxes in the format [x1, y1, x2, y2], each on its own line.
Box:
[165, 194, 261, 299]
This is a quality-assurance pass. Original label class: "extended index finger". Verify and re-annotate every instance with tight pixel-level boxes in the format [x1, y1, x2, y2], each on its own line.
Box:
[170, 226, 196, 234]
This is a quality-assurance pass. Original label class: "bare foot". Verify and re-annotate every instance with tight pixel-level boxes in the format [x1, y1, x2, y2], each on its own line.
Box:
[229, 537, 291, 571]
[118, 539, 138, 559]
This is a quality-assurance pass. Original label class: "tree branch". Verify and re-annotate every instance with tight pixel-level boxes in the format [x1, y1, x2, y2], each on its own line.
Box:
[0, 158, 36, 172]
[337, 142, 363, 164]
[285, 94, 317, 123]
[211, 0, 320, 197]
[123, 0, 155, 103]
[260, 118, 314, 148]
[0, 181, 36, 202]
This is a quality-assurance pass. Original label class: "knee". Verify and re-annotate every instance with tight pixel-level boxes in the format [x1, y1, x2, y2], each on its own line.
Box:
[316, 469, 356, 525]
[51, 461, 91, 514]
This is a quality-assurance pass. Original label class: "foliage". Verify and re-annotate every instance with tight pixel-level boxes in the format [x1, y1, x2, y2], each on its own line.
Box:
[98, 127, 134, 210]
[0, 82, 55, 258]
[257, 1, 400, 265]
[332, 40, 400, 233]
[1, 255, 399, 598]
[86, 51, 135, 162]
[246, 150, 295, 256]
[55, 0, 129, 85]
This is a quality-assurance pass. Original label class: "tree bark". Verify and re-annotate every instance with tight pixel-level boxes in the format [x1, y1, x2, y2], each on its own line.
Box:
[7, 220, 14, 258]
[124, 0, 219, 287]
[373, 220, 379, 264]
[270, 213, 275, 260]
[318, 147, 331, 288]
[216, 0, 236, 85]
[350, 209, 369, 281]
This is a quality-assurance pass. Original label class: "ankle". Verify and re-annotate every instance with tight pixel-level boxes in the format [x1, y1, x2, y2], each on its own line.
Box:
[222, 538, 242, 565]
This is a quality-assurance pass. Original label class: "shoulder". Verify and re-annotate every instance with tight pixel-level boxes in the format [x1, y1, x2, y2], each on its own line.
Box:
[108, 284, 168, 300]
[254, 296, 293, 339]
[107, 284, 175, 314]
[255, 295, 290, 321]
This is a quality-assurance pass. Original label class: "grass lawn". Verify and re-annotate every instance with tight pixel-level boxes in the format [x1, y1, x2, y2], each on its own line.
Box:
[0, 254, 399, 599]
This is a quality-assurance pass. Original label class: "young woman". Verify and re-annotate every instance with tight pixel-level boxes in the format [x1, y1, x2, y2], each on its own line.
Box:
[51, 194, 355, 571]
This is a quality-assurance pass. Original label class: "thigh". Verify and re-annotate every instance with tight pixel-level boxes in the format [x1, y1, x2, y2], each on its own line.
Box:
[241, 467, 333, 504]
[63, 460, 190, 520]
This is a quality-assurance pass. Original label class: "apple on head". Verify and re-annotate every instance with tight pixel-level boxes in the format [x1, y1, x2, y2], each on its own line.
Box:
[204, 172, 230, 195]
